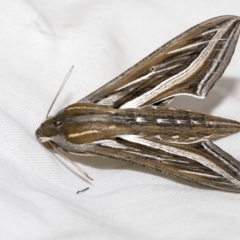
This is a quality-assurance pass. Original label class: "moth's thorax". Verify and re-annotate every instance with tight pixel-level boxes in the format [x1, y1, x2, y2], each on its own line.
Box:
[62, 103, 136, 144]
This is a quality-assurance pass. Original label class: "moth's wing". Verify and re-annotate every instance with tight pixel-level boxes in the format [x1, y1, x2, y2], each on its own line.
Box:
[83, 136, 240, 192]
[80, 15, 240, 108]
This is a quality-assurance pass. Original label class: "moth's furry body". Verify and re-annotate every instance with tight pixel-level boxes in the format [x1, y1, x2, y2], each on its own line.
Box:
[36, 16, 240, 192]
[39, 103, 240, 148]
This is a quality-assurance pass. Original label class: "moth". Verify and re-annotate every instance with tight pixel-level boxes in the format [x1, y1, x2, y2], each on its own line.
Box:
[36, 15, 240, 192]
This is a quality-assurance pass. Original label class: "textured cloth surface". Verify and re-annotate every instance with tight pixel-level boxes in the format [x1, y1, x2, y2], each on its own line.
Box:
[1, 1, 240, 239]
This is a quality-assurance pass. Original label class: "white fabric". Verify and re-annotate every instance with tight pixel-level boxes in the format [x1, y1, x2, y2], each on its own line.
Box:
[1, 0, 240, 239]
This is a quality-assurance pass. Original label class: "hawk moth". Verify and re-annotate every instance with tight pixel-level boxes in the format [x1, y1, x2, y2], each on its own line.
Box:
[36, 15, 240, 192]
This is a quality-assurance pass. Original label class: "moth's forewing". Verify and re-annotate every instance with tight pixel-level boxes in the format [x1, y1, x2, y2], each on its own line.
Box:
[81, 15, 240, 109]
[83, 136, 240, 192]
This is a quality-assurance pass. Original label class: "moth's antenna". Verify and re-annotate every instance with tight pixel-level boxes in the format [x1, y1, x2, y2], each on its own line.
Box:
[46, 66, 74, 118]
[49, 141, 93, 181]
[68, 159, 94, 181]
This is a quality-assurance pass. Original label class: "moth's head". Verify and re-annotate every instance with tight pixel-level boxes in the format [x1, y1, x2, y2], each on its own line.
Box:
[35, 112, 64, 149]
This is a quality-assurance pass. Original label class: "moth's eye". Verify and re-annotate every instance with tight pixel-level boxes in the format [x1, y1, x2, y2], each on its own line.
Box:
[54, 120, 63, 127]
[36, 128, 41, 137]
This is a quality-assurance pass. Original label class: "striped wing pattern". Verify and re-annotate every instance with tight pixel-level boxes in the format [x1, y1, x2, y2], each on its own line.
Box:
[81, 15, 240, 108]
[85, 135, 240, 192]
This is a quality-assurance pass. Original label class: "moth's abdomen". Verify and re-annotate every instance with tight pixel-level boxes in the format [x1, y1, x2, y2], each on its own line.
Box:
[133, 108, 240, 143]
